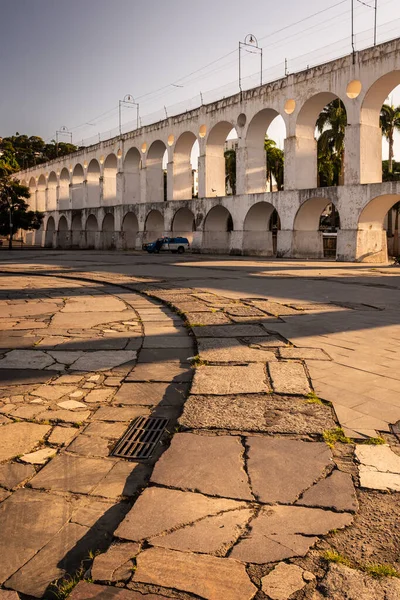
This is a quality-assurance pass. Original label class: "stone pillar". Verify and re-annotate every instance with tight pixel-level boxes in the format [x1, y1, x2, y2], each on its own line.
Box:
[284, 136, 317, 190]
[116, 172, 124, 205]
[344, 123, 382, 185]
[167, 161, 174, 201]
[139, 166, 147, 204]
[229, 230, 244, 255]
[191, 230, 203, 253]
[197, 154, 206, 199]
[336, 229, 388, 262]
[172, 158, 192, 200]
[235, 145, 247, 195]
[276, 231, 293, 258]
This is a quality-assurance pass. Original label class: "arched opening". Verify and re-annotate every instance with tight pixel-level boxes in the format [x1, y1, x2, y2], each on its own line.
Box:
[72, 164, 84, 209]
[246, 110, 285, 193]
[144, 209, 164, 242]
[205, 122, 238, 197]
[122, 212, 139, 249]
[123, 147, 141, 204]
[102, 213, 116, 249]
[295, 93, 347, 189]
[293, 197, 340, 259]
[103, 154, 118, 206]
[59, 168, 70, 210]
[47, 172, 58, 211]
[71, 214, 82, 248]
[28, 177, 37, 211]
[45, 216, 55, 248]
[173, 132, 198, 200]
[146, 141, 167, 203]
[37, 175, 46, 211]
[243, 202, 280, 256]
[203, 205, 233, 253]
[87, 159, 100, 207]
[172, 207, 196, 242]
[86, 214, 98, 249]
[357, 193, 400, 262]
[58, 215, 69, 249]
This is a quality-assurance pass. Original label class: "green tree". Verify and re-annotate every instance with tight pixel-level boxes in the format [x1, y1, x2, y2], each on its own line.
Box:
[264, 137, 284, 191]
[224, 149, 236, 195]
[0, 134, 78, 172]
[316, 99, 347, 186]
[0, 177, 44, 249]
[380, 104, 400, 175]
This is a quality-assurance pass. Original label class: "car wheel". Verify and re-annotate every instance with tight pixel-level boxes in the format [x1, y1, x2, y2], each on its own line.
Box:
[177, 246, 185, 254]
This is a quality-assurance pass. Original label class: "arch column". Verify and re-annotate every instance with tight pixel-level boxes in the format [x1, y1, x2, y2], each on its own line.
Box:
[344, 123, 382, 185]
[284, 135, 317, 190]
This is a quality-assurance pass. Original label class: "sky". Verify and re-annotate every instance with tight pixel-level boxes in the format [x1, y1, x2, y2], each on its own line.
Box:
[0, 0, 399, 158]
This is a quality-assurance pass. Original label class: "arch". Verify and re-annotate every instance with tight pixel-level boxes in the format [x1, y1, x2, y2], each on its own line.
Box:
[146, 140, 167, 203]
[358, 194, 400, 230]
[57, 215, 69, 248]
[58, 215, 68, 231]
[144, 209, 164, 242]
[356, 193, 400, 262]
[245, 109, 284, 194]
[72, 164, 84, 209]
[86, 214, 98, 249]
[243, 201, 278, 256]
[59, 168, 70, 210]
[47, 171, 58, 211]
[28, 177, 37, 210]
[123, 147, 141, 204]
[293, 197, 339, 259]
[173, 132, 197, 200]
[205, 121, 238, 197]
[172, 207, 196, 242]
[293, 92, 347, 189]
[36, 174, 46, 211]
[361, 72, 400, 127]
[102, 212, 116, 250]
[87, 159, 100, 207]
[203, 205, 233, 253]
[122, 212, 139, 249]
[71, 214, 82, 247]
[45, 216, 55, 248]
[103, 154, 118, 205]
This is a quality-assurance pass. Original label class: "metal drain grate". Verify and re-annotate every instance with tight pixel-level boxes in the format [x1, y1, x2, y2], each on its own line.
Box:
[111, 416, 169, 460]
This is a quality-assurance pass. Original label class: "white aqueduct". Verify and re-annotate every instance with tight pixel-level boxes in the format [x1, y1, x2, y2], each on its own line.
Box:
[18, 38, 400, 262]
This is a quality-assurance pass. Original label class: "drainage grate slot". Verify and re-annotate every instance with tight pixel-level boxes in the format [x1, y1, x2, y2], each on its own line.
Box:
[111, 416, 169, 460]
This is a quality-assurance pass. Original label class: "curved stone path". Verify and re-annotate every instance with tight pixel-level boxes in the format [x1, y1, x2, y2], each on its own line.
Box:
[0, 266, 399, 600]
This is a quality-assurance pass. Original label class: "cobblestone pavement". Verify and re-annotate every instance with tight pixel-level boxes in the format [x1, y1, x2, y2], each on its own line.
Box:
[0, 251, 399, 600]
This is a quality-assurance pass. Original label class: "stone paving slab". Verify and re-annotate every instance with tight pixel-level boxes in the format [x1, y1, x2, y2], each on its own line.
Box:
[198, 337, 276, 363]
[113, 382, 189, 406]
[69, 581, 169, 599]
[269, 360, 311, 394]
[0, 463, 35, 490]
[125, 362, 192, 382]
[0, 422, 51, 462]
[298, 469, 358, 512]
[91, 542, 140, 583]
[191, 324, 267, 337]
[355, 444, 400, 491]
[137, 348, 191, 364]
[132, 547, 257, 600]
[261, 562, 315, 599]
[92, 406, 150, 421]
[279, 347, 331, 360]
[92, 461, 151, 499]
[191, 364, 268, 395]
[150, 433, 253, 500]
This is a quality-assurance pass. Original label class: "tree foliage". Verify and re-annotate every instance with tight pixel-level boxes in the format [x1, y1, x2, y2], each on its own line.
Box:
[316, 99, 347, 187]
[0, 177, 44, 247]
[224, 149, 236, 195]
[264, 137, 284, 191]
[0, 133, 78, 174]
[380, 104, 400, 175]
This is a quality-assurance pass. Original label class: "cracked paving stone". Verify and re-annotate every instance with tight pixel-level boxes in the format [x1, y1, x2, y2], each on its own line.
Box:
[115, 486, 247, 541]
[0, 489, 11, 502]
[315, 563, 400, 600]
[92, 461, 151, 499]
[67, 435, 111, 457]
[92, 406, 150, 422]
[92, 542, 140, 583]
[20, 447, 57, 465]
[48, 426, 78, 445]
[246, 437, 332, 503]
[150, 433, 253, 500]
[179, 394, 336, 434]
[225, 306, 267, 317]
[0, 463, 35, 490]
[191, 364, 268, 395]
[355, 444, 400, 491]
[31, 384, 77, 400]
[0, 350, 55, 370]
[71, 498, 129, 530]
[113, 382, 189, 407]
[269, 360, 311, 395]
[125, 362, 192, 383]
[138, 348, 191, 364]
[36, 408, 91, 424]
[249, 300, 300, 316]
[245, 335, 288, 348]
[151, 507, 253, 555]
[0, 591, 19, 599]
[186, 311, 232, 325]
[8, 404, 47, 419]
[83, 422, 128, 439]
[191, 323, 267, 337]
[0, 489, 73, 584]
[51, 374, 84, 384]
[297, 470, 358, 512]
[84, 389, 114, 404]
[230, 505, 352, 563]
[198, 338, 275, 363]
[0, 422, 52, 462]
[261, 562, 315, 600]
[70, 350, 138, 372]
[142, 335, 193, 349]
[30, 453, 114, 494]
[69, 581, 167, 599]
[132, 547, 257, 600]
[279, 347, 331, 360]
[57, 399, 87, 410]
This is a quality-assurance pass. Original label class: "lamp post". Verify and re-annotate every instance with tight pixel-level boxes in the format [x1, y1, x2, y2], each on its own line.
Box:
[119, 94, 140, 137]
[239, 34, 263, 93]
[8, 196, 13, 251]
[56, 126, 73, 157]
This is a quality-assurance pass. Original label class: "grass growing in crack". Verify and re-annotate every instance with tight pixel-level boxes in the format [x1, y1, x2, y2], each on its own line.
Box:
[363, 563, 399, 578]
[306, 392, 323, 405]
[189, 355, 207, 366]
[323, 550, 351, 567]
[364, 436, 386, 445]
[49, 569, 91, 599]
[323, 427, 351, 448]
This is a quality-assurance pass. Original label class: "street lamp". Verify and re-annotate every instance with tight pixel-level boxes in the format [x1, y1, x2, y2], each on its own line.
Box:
[119, 94, 140, 137]
[56, 126, 73, 157]
[239, 34, 263, 93]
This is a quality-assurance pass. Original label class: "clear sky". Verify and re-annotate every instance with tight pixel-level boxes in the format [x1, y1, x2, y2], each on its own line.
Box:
[0, 0, 399, 155]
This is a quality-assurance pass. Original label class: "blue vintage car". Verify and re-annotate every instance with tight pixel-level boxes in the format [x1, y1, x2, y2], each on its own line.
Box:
[142, 237, 190, 254]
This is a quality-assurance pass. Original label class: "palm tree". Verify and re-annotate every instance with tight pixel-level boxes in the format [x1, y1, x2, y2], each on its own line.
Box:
[316, 99, 347, 185]
[224, 149, 236, 195]
[380, 104, 400, 175]
[264, 137, 284, 191]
